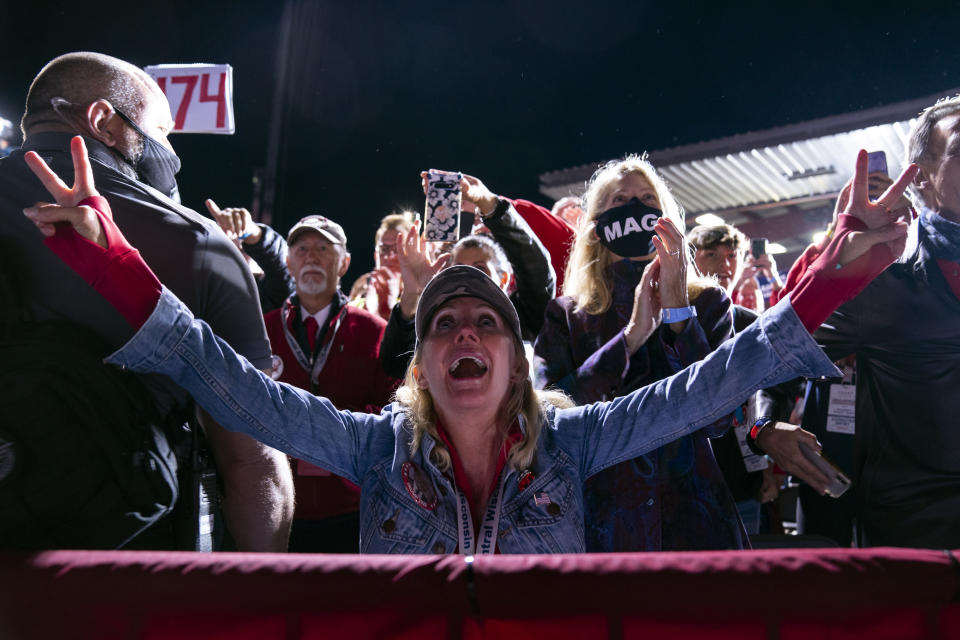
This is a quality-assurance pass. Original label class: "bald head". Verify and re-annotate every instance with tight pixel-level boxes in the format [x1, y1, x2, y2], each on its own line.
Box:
[20, 52, 160, 136]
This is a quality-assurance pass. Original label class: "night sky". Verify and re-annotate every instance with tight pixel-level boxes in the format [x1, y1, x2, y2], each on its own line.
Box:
[3, 0, 960, 285]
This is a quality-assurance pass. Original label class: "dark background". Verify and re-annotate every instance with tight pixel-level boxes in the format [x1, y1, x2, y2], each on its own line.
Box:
[3, 0, 959, 286]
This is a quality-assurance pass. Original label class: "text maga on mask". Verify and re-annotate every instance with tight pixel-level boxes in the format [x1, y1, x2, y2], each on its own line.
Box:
[144, 64, 236, 135]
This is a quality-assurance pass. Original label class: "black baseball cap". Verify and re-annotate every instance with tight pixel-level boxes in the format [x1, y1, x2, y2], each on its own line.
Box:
[415, 265, 521, 344]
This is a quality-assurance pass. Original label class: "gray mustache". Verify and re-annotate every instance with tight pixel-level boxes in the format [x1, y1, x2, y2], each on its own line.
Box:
[299, 266, 327, 278]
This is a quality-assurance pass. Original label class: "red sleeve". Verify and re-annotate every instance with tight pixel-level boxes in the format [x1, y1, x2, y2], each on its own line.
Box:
[788, 214, 895, 332]
[771, 243, 821, 305]
[43, 195, 162, 329]
[508, 198, 576, 296]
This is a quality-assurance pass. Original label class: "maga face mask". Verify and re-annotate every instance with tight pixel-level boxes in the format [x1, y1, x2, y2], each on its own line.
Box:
[594, 198, 662, 257]
[114, 108, 182, 202]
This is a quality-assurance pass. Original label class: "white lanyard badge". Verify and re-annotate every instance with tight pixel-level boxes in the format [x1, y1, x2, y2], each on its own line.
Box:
[454, 475, 505, 555]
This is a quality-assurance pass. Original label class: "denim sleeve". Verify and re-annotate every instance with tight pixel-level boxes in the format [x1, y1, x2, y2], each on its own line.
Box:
[550, 296, 842, 478]
[105, 288, 391, 484]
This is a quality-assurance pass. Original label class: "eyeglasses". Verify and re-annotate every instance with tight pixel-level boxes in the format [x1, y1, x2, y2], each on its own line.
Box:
[378, 243, 397, 256]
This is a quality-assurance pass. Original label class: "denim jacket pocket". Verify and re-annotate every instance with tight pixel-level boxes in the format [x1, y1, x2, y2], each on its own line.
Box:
[502, 453, 583, 553]
[360, 462, 454, 553]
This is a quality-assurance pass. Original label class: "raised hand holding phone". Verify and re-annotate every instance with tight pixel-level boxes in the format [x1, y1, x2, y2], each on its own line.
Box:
[423, 169, 462, 242]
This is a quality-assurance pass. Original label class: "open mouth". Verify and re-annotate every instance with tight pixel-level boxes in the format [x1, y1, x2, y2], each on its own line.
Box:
[448, 356, 488, 379]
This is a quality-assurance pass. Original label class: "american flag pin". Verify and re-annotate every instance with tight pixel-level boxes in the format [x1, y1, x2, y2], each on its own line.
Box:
[534, 492, 551, 506]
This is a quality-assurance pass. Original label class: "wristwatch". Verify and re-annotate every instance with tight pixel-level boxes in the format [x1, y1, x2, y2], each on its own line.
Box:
[660, 306, 697, 324]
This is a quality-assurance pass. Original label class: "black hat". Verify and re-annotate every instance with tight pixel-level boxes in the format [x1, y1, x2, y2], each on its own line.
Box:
[415, 265, 521, 343]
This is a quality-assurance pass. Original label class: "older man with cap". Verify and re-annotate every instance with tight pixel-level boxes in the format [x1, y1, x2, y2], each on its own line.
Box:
[264, 214, 398, 552]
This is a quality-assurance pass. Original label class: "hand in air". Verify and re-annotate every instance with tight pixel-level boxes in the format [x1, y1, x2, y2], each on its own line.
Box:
[23, 136, 107, 248]
[833, 170, 914, 225]
[205, 200, 262, 246]
[397, 221, 451, 318]
[420, 170, 499, 217]
[752, 253, 779, 280]
[832, 150, 919, 266]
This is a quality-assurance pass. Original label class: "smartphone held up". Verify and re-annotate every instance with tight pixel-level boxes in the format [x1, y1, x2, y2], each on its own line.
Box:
[424, 169, 462, 242]
[866, 150, 888, 176]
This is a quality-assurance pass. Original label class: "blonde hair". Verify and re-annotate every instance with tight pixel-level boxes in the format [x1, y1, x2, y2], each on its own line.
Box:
[563, 153, 708, 314]
[375, 212, 416, 246]
[394, 340, 572, 473]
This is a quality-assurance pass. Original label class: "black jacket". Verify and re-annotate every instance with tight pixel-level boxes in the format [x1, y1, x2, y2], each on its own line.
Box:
[815, 219, 960, 548]
[243, 223, 296, 314]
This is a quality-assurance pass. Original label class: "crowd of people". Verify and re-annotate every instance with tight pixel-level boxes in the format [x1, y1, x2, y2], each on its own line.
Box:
[2, 50, 958, 554]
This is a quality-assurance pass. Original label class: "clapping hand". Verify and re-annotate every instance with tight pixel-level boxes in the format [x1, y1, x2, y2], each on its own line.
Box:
[623, 256, 663, 354]
[651, 216, 690, 333]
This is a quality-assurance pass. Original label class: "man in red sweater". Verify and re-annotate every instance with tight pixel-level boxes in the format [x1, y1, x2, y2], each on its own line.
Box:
[264, 215, 397, 552]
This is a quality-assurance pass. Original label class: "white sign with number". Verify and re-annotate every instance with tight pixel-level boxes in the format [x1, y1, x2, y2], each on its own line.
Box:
[143, 64, 235, 134]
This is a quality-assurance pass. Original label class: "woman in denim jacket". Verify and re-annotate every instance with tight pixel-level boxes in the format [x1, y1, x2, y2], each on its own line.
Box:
[22, 139, 914, 554]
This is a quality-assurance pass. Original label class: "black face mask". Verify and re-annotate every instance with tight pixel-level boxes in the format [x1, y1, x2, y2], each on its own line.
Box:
[594, 198, 662, 257]
[114, 108, 182, 202]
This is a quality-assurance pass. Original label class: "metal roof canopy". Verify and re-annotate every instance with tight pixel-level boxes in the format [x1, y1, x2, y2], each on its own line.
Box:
[539, 88, 960, 261]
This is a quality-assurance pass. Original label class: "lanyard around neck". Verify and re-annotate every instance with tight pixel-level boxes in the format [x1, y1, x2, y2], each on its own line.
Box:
[454, 474, 506, 555]
[281, 304, 343, 384]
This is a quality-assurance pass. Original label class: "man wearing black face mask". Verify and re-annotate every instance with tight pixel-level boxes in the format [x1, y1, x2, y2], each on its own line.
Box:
[0, 52, 294, 551]
[108, 104, 183, 202]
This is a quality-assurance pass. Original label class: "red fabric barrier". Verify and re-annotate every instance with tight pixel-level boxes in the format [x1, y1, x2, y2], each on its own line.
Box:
[0, 548, 957, 639]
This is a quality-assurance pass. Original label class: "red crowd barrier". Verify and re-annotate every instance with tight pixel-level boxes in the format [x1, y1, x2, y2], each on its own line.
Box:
[1, 547, 958, 639]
